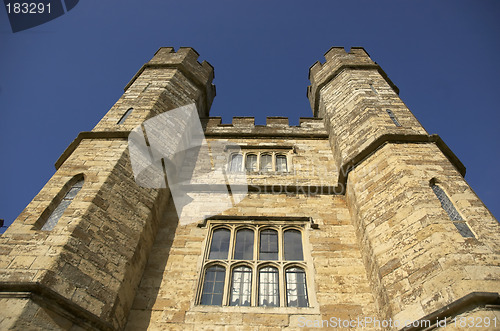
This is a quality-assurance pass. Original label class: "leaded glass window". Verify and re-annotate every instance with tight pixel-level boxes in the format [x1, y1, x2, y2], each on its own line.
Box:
[201, 266, 225, 305]
[234, 229, 254, 260]
[245, 154, 257, 171]
[229, 154, 242, 173]
[284, 230, 303, 261]
[260, 229, 278, 260]
[41, 178, 84, 231]
[386, 109, 402, 127]
[117, 107, 133, 125]
[259, 266, 279, 307]
[286, 267, 308, 307]
[431, 183, 474, 238]
[230, 266, 252, 306]
[199, 223, 310, 308]
[276, 155, 287, 172]
[209, 228, 230, 259]
[260, 154, 272, 172]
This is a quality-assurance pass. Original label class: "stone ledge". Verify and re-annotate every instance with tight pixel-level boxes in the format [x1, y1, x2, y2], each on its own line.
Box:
[337, 133, 466, 194]
[0, 282, 115, 331]
[54, 131, 129, 170]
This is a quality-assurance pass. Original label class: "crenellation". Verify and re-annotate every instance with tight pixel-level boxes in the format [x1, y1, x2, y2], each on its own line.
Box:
[266, 116, 289, 127]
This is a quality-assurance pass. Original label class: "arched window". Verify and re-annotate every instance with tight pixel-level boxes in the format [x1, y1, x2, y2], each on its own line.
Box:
[198, 223, 311, 307]
[208, 228, 230, 259]
[245, 154, 257, 172]
[286, 267, 308, 307]
[276, 155, 287, 172]
[258, 266, 279, 307]
[260, 229, 278, 260]
[431, 183, 475, 238]
[230, 266, 252, 306]
[229, 154, 243, 173]
[284, 230, 303, 261]
[234, 229, 254, 260]
[41, 178, 84, 231]
[386, 109, 401, 127]
[117, 107, 133, 125]
[260, 154, 272, 172]
[201, 265, 225, 305]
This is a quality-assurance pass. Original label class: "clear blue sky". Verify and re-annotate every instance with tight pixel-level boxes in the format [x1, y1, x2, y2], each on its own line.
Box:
[1, 1, 499, 230]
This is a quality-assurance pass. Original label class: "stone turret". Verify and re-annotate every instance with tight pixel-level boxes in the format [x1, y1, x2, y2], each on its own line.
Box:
[0, 47, 215, 330]
[309, 47, 500, 324]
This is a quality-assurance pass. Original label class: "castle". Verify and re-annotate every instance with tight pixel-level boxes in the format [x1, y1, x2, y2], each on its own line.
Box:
[0, 47, 499, 330]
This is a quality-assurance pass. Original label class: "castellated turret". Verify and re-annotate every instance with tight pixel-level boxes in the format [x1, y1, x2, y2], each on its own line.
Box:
[0, 47, 498, 330]
[309, 46, 500, 324]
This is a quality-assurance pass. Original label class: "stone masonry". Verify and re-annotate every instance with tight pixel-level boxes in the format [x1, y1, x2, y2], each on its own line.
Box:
[0, 47, 499, 330]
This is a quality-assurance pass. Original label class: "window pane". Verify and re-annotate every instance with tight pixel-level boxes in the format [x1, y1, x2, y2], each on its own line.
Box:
[234, 229, 254, 260]
[260, 154, 272, 172]
[41, 178, 84, 231]
[431, 184, 474, 238]
[260, 230, 278, 260]
[453, 222, 475, 238]
[64, 179, 84, 200]
[284, 230, 303, 261]
[230, 266, 252, 306]
[276, 155, 287, 172]
[431, 184, 463, 221]
[117, 107, 133, 125]
[209, 229, 230, 259]
[229, 154, 242, 173]
[386, 109, 401, 127]
[286, 267, 308, 307]
[201, 266, 225, 305]
[259, 267, 279, 307]
[245, 154, 257, 171]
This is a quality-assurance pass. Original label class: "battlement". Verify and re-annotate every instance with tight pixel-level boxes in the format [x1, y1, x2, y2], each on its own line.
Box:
[203, 116, 327, 137]
[308, 47, 374, 80]
[307, 46, 398, 116]
[124, 47, 216, 117]
[125, 47, 215, 90]
[149, 47, 215, 82]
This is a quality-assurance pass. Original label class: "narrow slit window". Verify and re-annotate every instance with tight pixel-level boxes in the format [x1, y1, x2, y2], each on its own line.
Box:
[209, 228, 231, 259]
[386, 109, 402, 127]
[276, 155, 287, 172]
[41, 178, 84, 231]
[370, 83, 378, 94]
[117, 108, 133, 125]
[229, 154, 243, 173]
[431, 183, 475, 238]
[201, 265, 225, 305]
[234, 229, 254, 260]
[230, 266, 252, 306]
[286, 267, 308, 307]
[245, 154, 257, 172]
[259, 266, 279, 307]
[284, 230, 304, 261]
[260, 154, 272, 172]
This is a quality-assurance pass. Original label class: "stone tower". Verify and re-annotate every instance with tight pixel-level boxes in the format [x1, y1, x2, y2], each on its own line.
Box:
[0, 47, 499, 330]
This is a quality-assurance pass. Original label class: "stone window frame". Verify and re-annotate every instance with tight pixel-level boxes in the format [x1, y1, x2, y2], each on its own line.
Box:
[429, 178, 475, 238]
[227, 147, 293, 174]
[195, 219, 317, 310]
